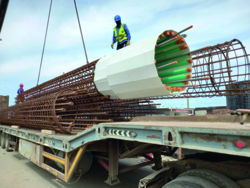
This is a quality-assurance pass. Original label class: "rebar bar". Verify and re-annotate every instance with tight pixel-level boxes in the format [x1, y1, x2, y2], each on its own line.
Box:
[0, 59, 157, 134]
[152, 39, 250, 99]
[0, 39, 249, 134]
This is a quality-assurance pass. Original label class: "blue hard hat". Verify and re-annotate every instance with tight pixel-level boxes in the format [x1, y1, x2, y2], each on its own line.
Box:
[114, 15, 121, 22]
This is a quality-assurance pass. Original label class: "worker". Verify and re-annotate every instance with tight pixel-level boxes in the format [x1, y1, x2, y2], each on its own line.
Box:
[111, 15, 131, 50]
[17, 83, 24, 103]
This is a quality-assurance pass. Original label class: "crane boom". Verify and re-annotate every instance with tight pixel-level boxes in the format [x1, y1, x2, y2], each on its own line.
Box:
[0, 0, 9, 34]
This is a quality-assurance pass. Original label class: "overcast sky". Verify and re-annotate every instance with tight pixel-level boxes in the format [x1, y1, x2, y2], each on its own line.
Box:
[0, 0, 250, 107]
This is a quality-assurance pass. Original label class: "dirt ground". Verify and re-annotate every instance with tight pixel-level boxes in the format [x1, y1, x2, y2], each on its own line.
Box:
[0, 148, 153, 188]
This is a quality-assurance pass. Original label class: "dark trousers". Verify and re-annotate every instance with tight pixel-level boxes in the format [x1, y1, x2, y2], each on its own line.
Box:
[117, 41, 128, 50]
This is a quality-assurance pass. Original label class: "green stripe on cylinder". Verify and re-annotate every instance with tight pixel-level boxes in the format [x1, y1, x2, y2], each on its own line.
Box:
[157, 35, 168, 44]
[165, 82, 186, 87]
[156, 49, 189, 63]
[154, 29, 191, 93]
[161, 74, 189, 84]
[155, 47, 181, 59]
[158, 67, 191, 78]
[156, 38, 186, 53]
[157, 59, 191, 72]
[156, 40, 177, 51]
[156, 43, 182, 55]
[157, 30, 175, 44]
[156, 54, 190, 67]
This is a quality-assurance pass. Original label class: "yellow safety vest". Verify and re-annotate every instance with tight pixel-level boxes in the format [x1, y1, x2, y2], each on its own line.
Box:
[114, 24, 128, 43]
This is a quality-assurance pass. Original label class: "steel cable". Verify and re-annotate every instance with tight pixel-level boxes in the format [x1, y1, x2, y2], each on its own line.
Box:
[36, 0, 53, 86]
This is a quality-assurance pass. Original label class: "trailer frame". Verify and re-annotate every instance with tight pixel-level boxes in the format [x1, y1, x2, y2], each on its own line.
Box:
[0, 120, 250, 185]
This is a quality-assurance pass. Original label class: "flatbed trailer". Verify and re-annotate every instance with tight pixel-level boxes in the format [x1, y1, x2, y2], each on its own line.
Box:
[0, 116, 250, 187]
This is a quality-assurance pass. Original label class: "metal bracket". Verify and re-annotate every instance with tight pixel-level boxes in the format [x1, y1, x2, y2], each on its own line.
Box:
[105, 140, 120, 186]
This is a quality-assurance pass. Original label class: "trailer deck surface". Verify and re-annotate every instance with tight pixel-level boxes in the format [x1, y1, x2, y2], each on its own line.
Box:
[1, 118, 250, 157]
[107, 121, 250, 130]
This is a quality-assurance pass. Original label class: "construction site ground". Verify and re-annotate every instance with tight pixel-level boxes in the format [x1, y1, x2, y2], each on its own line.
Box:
[0, 148, 153, 188]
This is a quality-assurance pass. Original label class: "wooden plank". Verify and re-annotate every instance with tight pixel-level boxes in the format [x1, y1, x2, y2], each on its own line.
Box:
[237, 109, 250, 114]
[11, 125, 20, 129]
[41, 129, 55, 135]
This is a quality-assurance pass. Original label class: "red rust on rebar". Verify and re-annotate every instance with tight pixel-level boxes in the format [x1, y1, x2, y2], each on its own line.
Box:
[153, 39, 249, 99]
[0, 39, 249, 134]
[0, 60, 157, 134]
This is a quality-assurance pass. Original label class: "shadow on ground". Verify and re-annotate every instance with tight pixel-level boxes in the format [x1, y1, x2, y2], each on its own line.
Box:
[24, 157, 153, 188]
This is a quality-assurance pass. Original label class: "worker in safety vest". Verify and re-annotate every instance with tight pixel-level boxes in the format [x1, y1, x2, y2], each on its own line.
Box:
[16, 83, 24, 103]
[111, 15, 131, 50]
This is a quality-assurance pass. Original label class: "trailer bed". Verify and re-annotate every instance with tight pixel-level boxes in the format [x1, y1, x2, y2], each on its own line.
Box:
[108, 121, 250, 130]
[1, 118, 250, 185]
[1, 119, 250, 157]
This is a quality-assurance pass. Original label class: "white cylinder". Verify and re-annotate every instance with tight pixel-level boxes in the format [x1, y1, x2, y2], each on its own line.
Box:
[94, 33, 191, 99]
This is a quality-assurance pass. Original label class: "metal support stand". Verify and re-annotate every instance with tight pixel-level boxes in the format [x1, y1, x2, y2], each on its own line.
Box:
[105, 140, 120, 186]
[5, 134, 10, 151]
[8, 136, 18, 151]
[231, 109, 250, 125]
[0, 131, 2, 146]
[1, 132, 6, 149]
[152, 152, 162, 170]
[178, 147, 183, 160]
[240, 113, 248, 125]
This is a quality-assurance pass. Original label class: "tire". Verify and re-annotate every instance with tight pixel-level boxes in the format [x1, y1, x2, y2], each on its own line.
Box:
[77, 152, 93, 175]
[163, 175, 219, 188]
[178, 169, 239, 188]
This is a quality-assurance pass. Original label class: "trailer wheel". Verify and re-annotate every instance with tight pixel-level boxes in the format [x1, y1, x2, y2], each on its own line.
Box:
[77, 152, 93, 175]
[178, 169, 239, 188]
[68, 152, 93, 184]
[55, 151, 92, 178]
[163, 175, 219, 188]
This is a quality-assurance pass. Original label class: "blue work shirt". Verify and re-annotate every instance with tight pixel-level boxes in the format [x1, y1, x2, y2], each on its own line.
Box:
[17, 88, 24, 94]
[112, 24, 131, 44]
